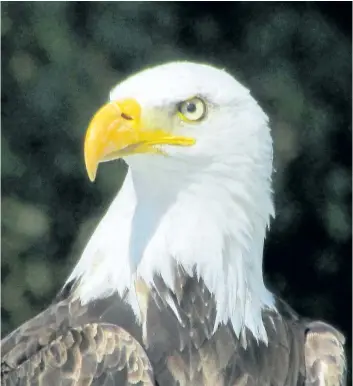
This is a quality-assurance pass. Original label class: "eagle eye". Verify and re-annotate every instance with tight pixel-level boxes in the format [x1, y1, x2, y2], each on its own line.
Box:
[177, 97, 207, 122]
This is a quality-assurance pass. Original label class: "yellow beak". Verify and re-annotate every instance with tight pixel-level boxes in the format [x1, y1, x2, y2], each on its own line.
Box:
[84, 98, 195, 181]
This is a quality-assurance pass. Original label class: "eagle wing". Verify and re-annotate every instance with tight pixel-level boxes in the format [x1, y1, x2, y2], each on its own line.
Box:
[304, 320, 346, 386]
[1, 299, 154, 386]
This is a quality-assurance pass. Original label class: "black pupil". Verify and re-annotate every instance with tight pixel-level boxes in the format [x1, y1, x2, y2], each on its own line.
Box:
[186, 102, 197, 113]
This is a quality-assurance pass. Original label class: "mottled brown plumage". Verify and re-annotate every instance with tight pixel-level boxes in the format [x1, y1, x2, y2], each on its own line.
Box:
[1, 294, 153, 386]
[1, 270, 346, 385]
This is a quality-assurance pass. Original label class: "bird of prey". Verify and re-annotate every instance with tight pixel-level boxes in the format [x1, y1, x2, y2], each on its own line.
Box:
[1, 62, 346, 386]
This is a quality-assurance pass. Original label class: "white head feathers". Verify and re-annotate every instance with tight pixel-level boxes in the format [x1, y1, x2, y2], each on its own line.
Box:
[67, 62, 276, 343]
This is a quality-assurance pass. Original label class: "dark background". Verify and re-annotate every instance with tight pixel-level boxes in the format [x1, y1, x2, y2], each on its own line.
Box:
[2, 1, 352, 379]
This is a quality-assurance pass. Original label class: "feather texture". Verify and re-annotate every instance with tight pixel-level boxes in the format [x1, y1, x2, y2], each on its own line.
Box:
[1, 270, 346, 385]
[1, 62, 346, 385]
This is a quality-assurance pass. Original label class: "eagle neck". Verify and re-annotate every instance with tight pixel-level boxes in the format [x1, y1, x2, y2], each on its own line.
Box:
[128, 164, 276, 343]
[69, 163, 276, 343]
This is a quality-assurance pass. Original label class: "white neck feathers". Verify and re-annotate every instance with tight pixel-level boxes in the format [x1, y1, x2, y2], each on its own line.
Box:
[67, 153, 276, 343]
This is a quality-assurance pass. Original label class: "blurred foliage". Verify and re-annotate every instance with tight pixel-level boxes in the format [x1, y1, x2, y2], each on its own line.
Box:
[1, 1, 352, 376]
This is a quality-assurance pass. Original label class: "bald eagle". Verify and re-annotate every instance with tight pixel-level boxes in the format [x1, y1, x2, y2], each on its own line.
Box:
[1, 62, 346, 386]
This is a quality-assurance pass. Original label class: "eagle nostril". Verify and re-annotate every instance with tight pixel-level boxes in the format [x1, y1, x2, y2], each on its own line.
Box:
[121, 112, 133, 120]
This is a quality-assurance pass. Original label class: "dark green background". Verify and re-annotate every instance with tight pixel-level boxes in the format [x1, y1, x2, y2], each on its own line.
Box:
[2, 1, 352, 378]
